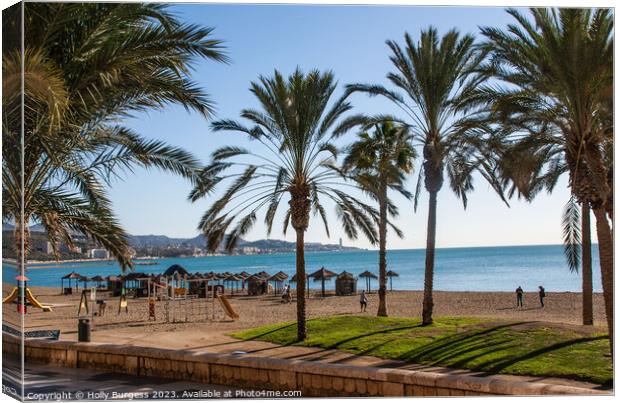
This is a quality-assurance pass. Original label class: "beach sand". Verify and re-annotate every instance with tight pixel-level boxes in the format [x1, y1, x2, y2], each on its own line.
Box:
[3, 284, 607, 346]
[2, 284, 609, 391]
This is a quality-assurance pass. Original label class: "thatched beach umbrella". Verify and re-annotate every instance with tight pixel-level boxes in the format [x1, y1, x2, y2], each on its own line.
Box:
[90, 275, 105, 288]
[335, 271, 357, 296]
[60, 271, 84, 294]
[309, 267, 337, 298]
[224, 274, 242, 293]
[236, 271, 251, 289]
[386, 270, 399, 291]
[268, 271, 289, 295]
[359, 270, 377, 292]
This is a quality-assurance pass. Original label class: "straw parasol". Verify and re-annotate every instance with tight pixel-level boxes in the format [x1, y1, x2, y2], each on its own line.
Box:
[236, 271, 251, 289]
[224, 274, 242, 293]
[309, 267, 337, 297]
[60, 271, 85, 293]
[358, 270, 377, 292]
[268, 271, 289, 294]
[386, 270, 399, 291]
[90, 275, 105, 287]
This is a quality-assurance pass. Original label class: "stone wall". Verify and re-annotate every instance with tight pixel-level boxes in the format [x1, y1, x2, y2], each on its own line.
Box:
[2, 335, 605, 397]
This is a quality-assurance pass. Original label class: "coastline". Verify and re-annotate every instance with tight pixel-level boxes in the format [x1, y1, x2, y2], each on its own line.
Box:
[2, 256, 158, 266]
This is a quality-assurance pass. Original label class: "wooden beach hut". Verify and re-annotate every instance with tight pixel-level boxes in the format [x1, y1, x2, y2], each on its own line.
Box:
[309, 267, 337, 298]
[359, 270, 378, 292]
[335, 271, 357, 296]
[246, 274, 268, 296]
[124, 272, 149, 297]
[106, 275, 124, 296]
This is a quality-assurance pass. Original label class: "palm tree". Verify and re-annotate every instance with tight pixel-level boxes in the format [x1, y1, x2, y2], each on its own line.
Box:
[2, 3, 228, 271]
[495, 144, 594, 326]
[563, 197, 593, 326]
[480, 8, 613, 352]
[345, 28, 506, 325]
[190, 68, 379, 340]
[340, 120, 416, 316]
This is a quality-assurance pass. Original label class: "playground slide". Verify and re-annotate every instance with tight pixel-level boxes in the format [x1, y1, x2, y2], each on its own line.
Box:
[2, 287, 18, 304]
[2, 287, 52, 312]
[25, 288, 53, 312]
[217, 295, 239, 320]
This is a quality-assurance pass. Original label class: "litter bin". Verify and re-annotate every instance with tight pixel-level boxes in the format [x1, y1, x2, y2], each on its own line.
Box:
[78, 318, 91, 342]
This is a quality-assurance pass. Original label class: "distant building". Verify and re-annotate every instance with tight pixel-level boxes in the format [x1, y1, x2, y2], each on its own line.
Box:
[339, 238, 343, 248]
[241, 246, 259, 255]
[89, 249, 110, 259]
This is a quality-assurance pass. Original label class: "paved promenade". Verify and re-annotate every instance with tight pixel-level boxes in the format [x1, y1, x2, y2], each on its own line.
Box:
[2, 358, 246, 401]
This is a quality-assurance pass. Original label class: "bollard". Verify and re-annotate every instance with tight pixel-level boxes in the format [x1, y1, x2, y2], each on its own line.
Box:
[78, 317, 91, 342]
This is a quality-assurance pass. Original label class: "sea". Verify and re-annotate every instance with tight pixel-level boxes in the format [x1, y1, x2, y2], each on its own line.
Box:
[2, 244, 602, 293]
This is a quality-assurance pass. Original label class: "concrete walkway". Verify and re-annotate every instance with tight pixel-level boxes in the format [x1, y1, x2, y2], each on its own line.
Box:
[2, 357, 244, 401]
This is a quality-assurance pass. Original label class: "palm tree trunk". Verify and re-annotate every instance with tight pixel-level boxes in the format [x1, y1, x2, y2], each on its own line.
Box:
[581, 203, 593, 326]
[592, 206, 613, 356]
[295, 228, 307, 341]
[377, 181, 388, 317]
[422, 190, 438, 325]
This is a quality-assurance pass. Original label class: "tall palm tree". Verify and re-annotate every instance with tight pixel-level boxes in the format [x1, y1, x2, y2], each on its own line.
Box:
[495, 143, 594, 325]
[190, 68, 379, 340]
[340, 120, 416, 316]
[2, 3, 228, 271]
[345, 28, 506, 325]
[562, 197, 593, 326]
[480, 8, 613, 352]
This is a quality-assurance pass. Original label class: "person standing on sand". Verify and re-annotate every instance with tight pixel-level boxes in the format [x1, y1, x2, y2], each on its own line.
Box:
[360, 290, 368, 312]
[538, 286, 546, 308]
[516, 286, 524, 308]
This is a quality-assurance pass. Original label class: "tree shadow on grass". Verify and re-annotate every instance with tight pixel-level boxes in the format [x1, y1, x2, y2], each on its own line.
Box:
[393, 323, 610, 386]
[397, 322, 532, 362]
[239, 322, 297, 341]
[322, 324, 426, 350]
[481, 335, 608, 374]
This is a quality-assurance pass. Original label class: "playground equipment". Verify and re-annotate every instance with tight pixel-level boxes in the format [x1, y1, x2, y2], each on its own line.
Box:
[3, 287, 53, 312]
[217, 295, 239, 320]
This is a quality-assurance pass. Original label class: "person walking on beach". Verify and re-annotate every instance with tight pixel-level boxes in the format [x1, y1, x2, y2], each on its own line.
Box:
[516, 286, 524, 308]
[538, 286, 546, 308]
[360, 290, 368, 312]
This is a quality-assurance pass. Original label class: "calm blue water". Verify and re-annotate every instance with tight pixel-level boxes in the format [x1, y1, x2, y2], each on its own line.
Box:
[2, 244, 601, 292]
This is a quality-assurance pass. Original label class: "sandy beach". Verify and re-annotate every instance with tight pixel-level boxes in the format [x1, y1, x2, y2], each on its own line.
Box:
[3, 284, 607, 350]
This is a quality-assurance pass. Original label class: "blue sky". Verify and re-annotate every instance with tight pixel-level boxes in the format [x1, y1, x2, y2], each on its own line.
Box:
[112, 4, 580, 249]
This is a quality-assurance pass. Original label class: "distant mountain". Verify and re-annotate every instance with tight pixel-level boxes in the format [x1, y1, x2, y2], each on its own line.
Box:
[2, 223, 362, 253]
[129, 234, 361, 252]
[128, 234, 206, 248]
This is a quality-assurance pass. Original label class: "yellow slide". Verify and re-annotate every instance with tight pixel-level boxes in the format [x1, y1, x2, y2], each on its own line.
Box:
[25, 288, 53, 312]
[217, 295, 239, 320]
[2, 287, 18, 304]
[3, 287, 52, 312]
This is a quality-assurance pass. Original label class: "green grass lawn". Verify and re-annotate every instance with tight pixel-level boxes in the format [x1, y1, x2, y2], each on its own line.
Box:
[231, 316, 612, 386]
